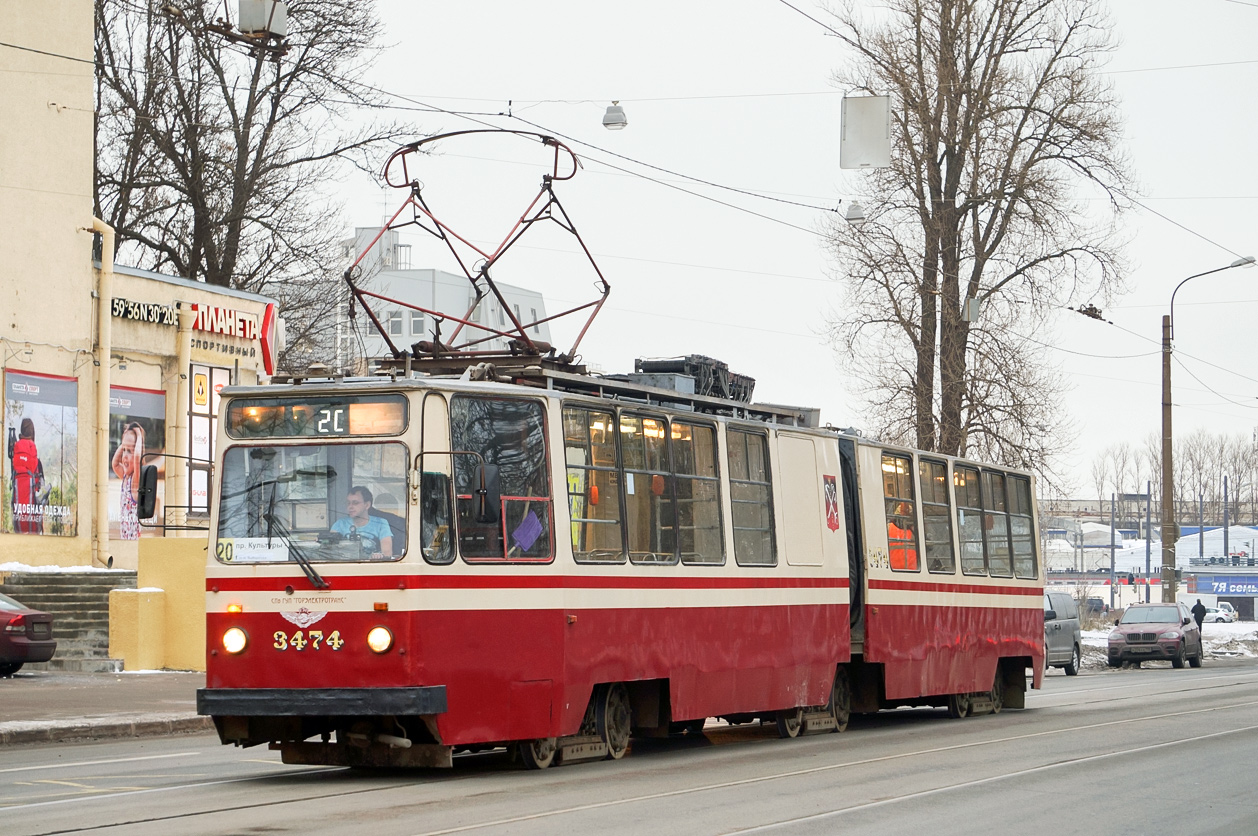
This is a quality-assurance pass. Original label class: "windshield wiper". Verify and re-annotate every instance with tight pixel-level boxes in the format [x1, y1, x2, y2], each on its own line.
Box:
[265, 483, 277, 547]
[262, 512, 331, 590]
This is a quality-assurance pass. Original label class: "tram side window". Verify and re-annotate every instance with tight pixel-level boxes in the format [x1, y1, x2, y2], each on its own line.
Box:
[955, 465, 986, 575]
[728, 430, 775, 566]
[983, 470, 1014, 577]
[1010, 475, 1038, 579]
[563, 407, 625, 563]
[450, 396, 552, 562]
[882, 453, 919, 571]
[672, 421, 723, 565]
[918, 459, 955, 574]
[622, 414, 677, 564]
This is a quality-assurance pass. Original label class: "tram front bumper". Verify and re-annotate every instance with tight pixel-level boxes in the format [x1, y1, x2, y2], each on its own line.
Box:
[197, 686, 447, 717]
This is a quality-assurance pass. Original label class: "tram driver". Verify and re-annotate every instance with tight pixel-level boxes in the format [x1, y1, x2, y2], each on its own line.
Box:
[331, 485, 394, 558]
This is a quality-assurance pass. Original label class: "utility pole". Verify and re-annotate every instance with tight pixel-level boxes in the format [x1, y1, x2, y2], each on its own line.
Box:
[1109, 492, 1117, 610]
[1145, 483, 1152, 603]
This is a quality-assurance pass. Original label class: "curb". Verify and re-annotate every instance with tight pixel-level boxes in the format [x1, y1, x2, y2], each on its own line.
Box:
[0, 715, 214, 747]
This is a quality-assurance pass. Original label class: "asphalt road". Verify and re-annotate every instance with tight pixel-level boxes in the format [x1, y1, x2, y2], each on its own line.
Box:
[3, 660, 1257, 836]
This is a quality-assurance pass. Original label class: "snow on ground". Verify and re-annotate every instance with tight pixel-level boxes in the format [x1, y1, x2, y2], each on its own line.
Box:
[0, 562, 129, 574]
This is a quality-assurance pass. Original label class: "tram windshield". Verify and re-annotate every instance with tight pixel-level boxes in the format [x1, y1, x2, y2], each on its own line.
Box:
[215, 442, 416, 564]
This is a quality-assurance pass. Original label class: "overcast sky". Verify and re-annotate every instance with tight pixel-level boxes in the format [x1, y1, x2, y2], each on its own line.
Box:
[339, 0, 1258, 495]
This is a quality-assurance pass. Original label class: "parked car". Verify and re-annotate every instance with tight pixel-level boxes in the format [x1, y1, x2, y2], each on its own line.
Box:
[1083, 597, 1106, 617]
[0, 592, 56, 676]
[1202, 607, 1234, 623]
[1044, 592, 1082, 675]
[1218, 602, 1238, 620]
[1107, 602, 1203, 669]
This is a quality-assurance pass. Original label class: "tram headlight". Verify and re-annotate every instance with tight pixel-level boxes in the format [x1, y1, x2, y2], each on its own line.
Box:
[222, 627, 248, 654]
[366, 626, 394, 654]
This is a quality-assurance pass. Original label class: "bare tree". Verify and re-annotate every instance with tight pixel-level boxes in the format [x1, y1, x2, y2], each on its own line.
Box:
[825, 0, 1130, 481]
[1141, 430, 1162, 516]
[1090, 452, 1110, 511]
[1108, 442, 1134, 495]
[94, 0, 410, 369]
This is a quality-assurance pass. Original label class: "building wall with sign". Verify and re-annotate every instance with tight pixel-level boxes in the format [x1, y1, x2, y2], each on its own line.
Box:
[102, 266, 277, 568]
[1, 2, 280, 570]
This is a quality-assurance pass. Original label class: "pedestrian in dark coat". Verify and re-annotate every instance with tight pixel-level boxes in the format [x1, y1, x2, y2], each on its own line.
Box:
[1191, 599, 1208, 631]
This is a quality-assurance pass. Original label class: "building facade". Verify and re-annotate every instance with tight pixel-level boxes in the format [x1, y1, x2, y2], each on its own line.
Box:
[1, 1, 277, 570]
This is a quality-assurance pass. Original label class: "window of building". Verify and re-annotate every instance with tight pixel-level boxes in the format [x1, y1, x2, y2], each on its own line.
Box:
[386, 311, 403, 336]
[530, 307, 539, 334]
[513, 303, 522, 325]
[728, 429, 775, 566]
[955, 465, 985, 575]
[672, 421, 722, 565]
[1010, 474, 1038, 579]
[450, 396, 552, 562]
[918, 459, 955, 574]
[621, 413, 676, 564]
[410, 311, 425, 338]
[882, 452, 919, 571]
[563, 407, 624, 563]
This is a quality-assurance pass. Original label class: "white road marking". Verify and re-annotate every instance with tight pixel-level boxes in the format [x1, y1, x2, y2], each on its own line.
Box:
[0, 767, 340, 811]
[0, 752, 200, 775]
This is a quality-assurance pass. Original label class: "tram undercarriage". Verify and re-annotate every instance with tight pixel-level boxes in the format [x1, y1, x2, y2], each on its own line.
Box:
[195, 659, 1027, 770]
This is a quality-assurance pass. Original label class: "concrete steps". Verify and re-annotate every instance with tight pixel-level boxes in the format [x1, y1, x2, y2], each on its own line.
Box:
[0, 571, 137, 673]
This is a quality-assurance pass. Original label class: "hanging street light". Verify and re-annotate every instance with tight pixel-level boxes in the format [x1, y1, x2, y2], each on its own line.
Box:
[602, 101, 628, 130]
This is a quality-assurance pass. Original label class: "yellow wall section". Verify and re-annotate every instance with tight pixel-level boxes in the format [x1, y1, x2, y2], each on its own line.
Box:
[108, 539, 207, 670]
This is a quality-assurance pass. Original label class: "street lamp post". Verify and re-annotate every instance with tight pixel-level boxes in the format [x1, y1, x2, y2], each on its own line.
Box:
[1160, 256, 1255, 602]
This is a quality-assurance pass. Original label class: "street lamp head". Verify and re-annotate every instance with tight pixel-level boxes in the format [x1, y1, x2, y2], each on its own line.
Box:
[602, 102, 628, 131]
[1230, 255, 1256, 269]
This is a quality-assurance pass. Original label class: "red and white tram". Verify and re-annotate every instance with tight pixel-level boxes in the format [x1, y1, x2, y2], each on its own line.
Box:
[196, 364, 1045, 769]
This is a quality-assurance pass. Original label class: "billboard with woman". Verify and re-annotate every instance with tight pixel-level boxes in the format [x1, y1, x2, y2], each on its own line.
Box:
[109, 386, 166, 539]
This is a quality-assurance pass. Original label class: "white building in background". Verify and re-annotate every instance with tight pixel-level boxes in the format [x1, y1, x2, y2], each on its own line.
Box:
[339, 228, 551, 371]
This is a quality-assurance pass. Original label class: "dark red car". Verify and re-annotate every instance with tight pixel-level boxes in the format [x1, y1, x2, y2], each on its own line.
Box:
[0, 592, 56, 676]
[1106, 602, 1203, 669]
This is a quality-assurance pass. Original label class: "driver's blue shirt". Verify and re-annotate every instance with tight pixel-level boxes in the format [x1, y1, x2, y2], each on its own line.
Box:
[331, 515, 393, 554]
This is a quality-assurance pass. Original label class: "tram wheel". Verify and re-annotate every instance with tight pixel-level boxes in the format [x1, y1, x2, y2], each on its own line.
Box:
[990, 668, 1006, 715]
[946, 692, 970, 719]
[775, 707, 803, 739]
[595, 682, 632, 760]
[831, 668, 852, 733]
[519, 737, 558, 770]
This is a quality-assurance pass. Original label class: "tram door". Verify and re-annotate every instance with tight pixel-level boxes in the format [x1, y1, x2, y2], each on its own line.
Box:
[838, 438, 864, 631]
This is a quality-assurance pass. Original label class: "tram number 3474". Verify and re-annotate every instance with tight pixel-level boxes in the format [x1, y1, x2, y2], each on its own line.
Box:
[273, 630, 345, 652]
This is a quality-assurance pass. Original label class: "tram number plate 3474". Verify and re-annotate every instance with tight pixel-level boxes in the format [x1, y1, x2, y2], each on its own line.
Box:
[273, 630, 344, 652]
